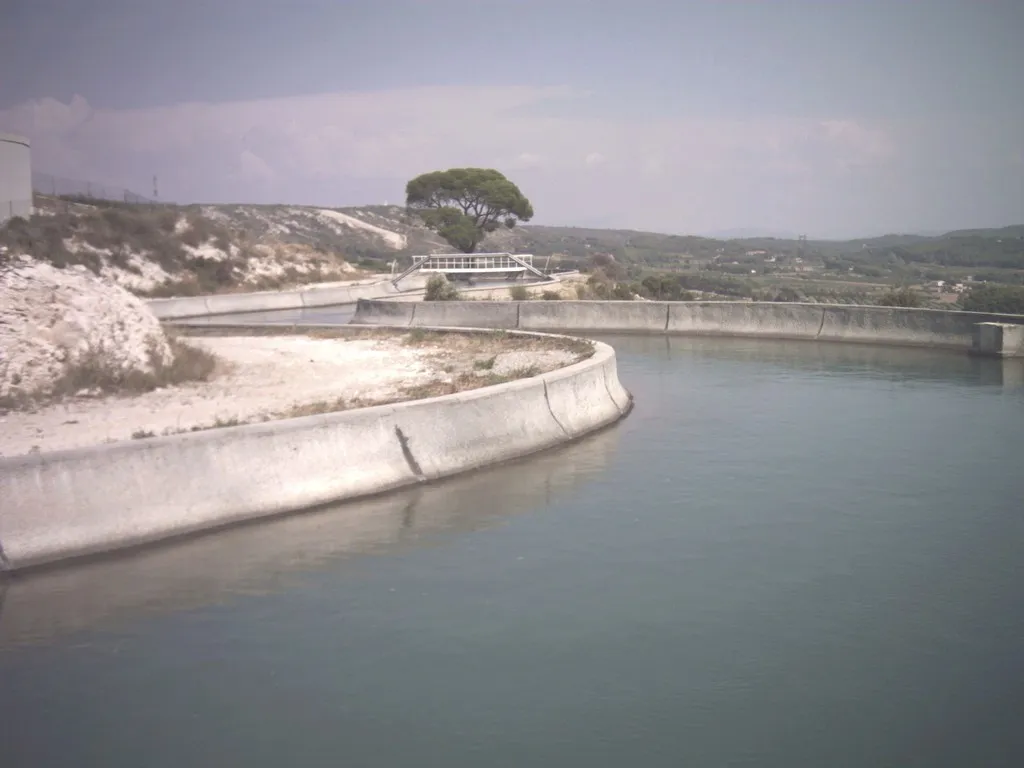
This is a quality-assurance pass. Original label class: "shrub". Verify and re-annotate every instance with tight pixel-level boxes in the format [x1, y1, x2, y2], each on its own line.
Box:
[960, 284, 1024, 314]
[424, 273, 460, 301]
[541, 290, 561, 300]
[611, 282, 635, 300]
[508, 285, 529, 301]
[876, 286, 923, 308]
[2, 335, 218, 411]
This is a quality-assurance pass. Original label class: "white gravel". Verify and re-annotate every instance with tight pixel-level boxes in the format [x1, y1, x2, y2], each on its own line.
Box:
[0, 334, 578, 457]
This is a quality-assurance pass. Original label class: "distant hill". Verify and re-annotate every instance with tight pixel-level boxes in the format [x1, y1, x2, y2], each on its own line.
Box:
[700, 228, 803, 240]
[3, 195, 1021, 296]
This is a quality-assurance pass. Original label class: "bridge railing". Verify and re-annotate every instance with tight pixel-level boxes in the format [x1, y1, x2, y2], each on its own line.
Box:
[419, 253, 534, 271]
[393, 252, 546, 284]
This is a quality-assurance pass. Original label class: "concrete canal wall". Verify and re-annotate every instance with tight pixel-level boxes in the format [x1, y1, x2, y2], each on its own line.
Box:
[147, 274, 428, 320]
[352, 299, 1024, 357]
[0, 337, 631, 572]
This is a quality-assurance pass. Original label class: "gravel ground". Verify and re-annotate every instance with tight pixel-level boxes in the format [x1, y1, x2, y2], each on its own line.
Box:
[0, 331, 586, 457]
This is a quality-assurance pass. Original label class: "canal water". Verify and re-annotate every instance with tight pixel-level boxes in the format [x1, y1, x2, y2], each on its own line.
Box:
[2, 337, 1023, 767]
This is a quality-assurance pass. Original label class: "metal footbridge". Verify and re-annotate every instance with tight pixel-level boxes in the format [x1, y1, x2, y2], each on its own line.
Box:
[393, 252, 547, 286]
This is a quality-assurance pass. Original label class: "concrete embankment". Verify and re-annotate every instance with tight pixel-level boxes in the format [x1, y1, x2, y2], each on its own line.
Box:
[148, 274, 428, 320]
[353, 299, 1024, 356]
[0, 337, 631, 572]
[0, 425, 623, 647]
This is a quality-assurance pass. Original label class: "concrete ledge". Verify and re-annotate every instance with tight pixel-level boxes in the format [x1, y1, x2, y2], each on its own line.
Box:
[973, 322, 1024, 357]
[353, 299, 1024, 356]
[520, 301, 669, 333]
[411, 301, 521, 329]
[346, 300, 417, 326]
[146, 296, 213, 319]
[668, 302, 824, 339]
[0, 421, 624, 647]
[818, 305, 980, 348]
[0, 335, 631, 572]
[147, 275, 428, 320]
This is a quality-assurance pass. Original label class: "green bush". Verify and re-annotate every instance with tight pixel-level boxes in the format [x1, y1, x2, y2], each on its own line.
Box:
[425, 273, 460, 301]
[876, 286, 923, 308]
[960, 284, 1024, 314]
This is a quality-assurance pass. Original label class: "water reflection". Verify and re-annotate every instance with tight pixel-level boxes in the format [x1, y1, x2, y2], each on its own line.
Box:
[0, 425, 621, 648]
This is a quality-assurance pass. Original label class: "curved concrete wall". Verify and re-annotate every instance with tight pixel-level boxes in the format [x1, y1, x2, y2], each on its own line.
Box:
[0, 133, 32, 223]
[353, 299, 1024, 356]
[147, 274, 428, 320]
[1, 424, 624, 647]
[0, 337, 631, 572]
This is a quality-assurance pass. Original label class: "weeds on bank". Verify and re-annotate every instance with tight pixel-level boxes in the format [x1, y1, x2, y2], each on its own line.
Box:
[99, 328, 592, 440]
[1, 334, 219, 413]
[134, 397, 356, 440]
[291, 326, 594, 360]
[398, 364, 543, 400]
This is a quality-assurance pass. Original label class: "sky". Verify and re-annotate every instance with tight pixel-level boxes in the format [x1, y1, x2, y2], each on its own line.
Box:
[1, 0, 1022, 238]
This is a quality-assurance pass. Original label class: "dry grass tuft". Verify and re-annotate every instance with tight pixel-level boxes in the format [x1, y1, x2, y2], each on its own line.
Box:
[1, 333, 219, 413]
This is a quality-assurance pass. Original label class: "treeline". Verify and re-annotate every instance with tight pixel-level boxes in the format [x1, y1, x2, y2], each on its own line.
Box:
[960, 285, 1024, 314]
[583, 269, 870, 304]
[526, 224, 1024, 273]
[821, 234, 1024, 272]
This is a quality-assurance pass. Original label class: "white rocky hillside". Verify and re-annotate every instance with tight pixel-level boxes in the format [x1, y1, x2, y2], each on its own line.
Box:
[0, 195, 575, 302]
[1, 198, 465, 299]
[0, 258, 175, 409]
[0, 197, 546, 410]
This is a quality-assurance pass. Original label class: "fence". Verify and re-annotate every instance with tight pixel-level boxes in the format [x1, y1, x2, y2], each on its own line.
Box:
[32, 171, 157, 205]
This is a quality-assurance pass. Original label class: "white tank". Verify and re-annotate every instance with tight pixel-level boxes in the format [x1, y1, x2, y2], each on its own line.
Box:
[0, 133, 32, 224]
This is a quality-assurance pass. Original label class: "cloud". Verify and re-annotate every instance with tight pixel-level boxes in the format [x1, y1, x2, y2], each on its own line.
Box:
[509, 152, 544, 169]
[1, 85, 1018, 234]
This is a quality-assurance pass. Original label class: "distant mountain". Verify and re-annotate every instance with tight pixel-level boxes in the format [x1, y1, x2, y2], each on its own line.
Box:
[700, 228, 803, 240]
[8, 193, 1021, 293]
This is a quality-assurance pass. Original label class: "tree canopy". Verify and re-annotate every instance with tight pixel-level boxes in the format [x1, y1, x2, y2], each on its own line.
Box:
[405, 168, 534, 253]
[960, 284, 1024, 314]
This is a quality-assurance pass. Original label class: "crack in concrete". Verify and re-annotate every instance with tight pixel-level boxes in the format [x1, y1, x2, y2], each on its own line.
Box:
[515, 301, 521, 329]
[394, 425, 425, 480]
[543, 380, 571, 437]
[408, 302, 418, 327]
[0, 538, 11, 573]
[602, 365, 628, 416]
[664, 303, 671, 333]
[815, 308, 827, 339]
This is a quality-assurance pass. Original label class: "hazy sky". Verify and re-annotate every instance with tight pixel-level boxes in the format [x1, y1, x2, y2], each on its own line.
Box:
[1, 0, 1022, 237]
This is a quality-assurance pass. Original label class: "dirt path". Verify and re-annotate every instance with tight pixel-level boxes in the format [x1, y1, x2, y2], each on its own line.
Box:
[0, 330, 589, 457]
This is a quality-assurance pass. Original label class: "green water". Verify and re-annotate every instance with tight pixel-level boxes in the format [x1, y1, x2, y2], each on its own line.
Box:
[2, 337, 1023, 767]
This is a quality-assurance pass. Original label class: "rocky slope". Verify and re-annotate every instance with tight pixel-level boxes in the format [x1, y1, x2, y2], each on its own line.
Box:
[0, 259, 174, 408]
